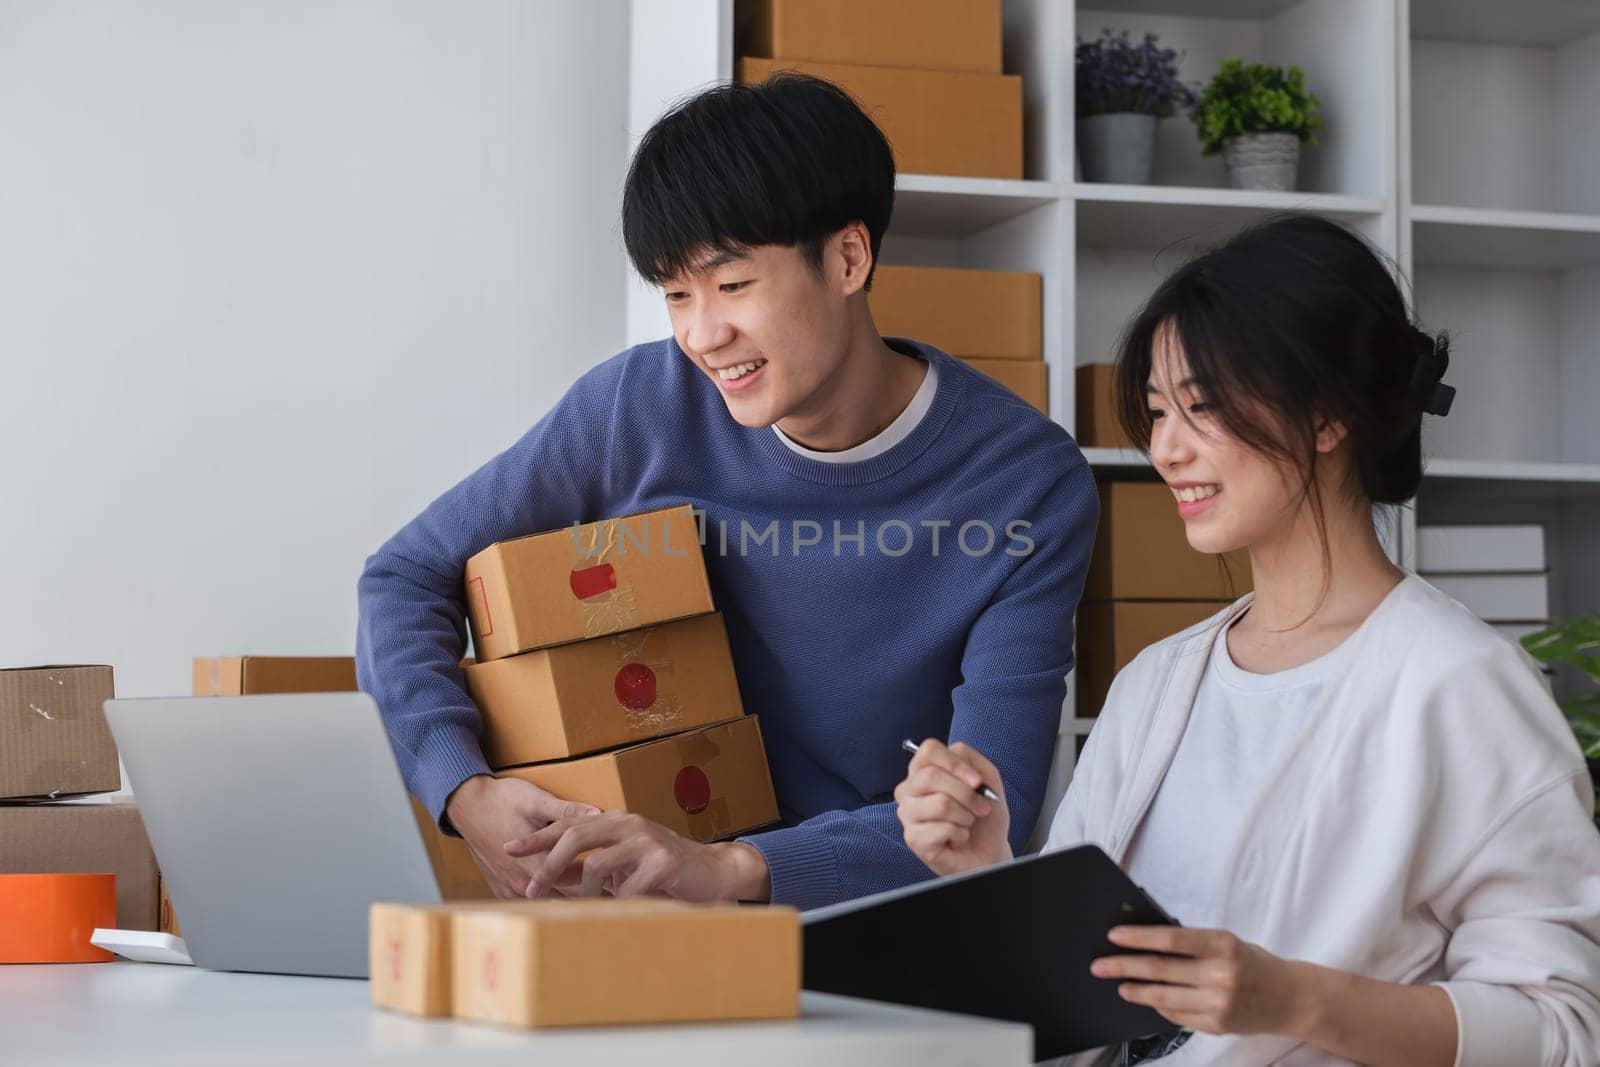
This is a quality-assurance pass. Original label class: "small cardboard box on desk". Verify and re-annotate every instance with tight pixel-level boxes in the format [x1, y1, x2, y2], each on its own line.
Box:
[371, 899, 800, 1027]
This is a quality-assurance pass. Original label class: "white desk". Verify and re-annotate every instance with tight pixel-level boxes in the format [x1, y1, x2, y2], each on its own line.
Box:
[4, 961, 1033, 1066]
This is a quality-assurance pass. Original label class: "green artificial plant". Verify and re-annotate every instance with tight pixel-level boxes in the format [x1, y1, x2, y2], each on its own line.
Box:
[1521, 613, 1600, 816]
[1191, 59, 1322, 157]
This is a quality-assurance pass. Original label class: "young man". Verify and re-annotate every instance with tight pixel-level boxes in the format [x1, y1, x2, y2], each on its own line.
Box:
[356, 74, 1097, 909]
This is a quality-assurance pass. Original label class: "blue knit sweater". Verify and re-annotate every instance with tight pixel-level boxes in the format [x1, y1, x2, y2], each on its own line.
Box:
[355, 337, 1097, 909]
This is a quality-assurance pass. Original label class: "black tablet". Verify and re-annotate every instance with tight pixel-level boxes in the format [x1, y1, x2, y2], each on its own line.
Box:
[802, 845, 1182, 1061]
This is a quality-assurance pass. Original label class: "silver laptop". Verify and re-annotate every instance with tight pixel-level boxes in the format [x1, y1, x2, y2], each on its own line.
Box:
[105, 692, 443, 978]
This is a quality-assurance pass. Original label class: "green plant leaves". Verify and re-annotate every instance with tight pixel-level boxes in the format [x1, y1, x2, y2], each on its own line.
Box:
[1191, 59, 1323, 156]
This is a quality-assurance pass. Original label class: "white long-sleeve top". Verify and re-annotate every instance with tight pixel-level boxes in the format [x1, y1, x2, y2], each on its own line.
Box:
[1046, 573, 1600, 1066]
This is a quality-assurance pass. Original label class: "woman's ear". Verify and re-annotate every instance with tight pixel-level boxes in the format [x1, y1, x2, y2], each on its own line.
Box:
[1314, 416, 1349, 454]
[833, 221, 874, 298]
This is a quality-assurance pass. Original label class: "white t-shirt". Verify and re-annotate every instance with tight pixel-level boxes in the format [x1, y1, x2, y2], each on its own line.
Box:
[1121, 616, 1355, 928]
[772, 358, 936, 463]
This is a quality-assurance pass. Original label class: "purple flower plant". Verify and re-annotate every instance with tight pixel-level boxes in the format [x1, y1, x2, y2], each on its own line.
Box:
[1076, 29, 1196, 119]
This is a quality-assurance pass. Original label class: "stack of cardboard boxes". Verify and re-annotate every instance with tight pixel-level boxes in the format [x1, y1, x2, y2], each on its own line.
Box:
[369, 898, 799, 1027]
[732, 1, 1041, 413]
[0, 665, 160, 955]
[1075, 483, 1252, 720]
[735, 0, 1021, 180]
[461, 504, 779, 847]
[870, 265, 1048, 413]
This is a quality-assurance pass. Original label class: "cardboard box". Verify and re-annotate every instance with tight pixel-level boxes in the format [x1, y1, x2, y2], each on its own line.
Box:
[465, 613, 746, 768]
[737, 57, 1023, 180]
[192, 656, 357, 695]
[464, 505, 714, 663]
[409, 795, 493, 900]
[0, 665, 119, 801]
[157, 874, 182, 937]
[1426, 573, 1550, 622]
[451, 899, 800, 1028]
[1084, 482, 1252, 601]
[1417, 525, 1546, 573]
[1076, 363, 1134, 449]
[962, 358, 1048, 413]
[370, 902, 457, 1017]
[871, 265, 1041, 361]
[499, 717, 779, 843]
[735, 0, 1001, 74]
[1076, 601, 1228, 716]
[0, 800, 158, 929]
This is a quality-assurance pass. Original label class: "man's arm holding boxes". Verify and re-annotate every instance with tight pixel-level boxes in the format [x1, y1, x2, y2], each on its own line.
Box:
[511, 460, 1099, 909]
[355, 355, 628, 898]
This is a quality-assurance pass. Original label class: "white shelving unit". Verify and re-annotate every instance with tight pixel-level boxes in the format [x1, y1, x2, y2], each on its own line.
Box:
[626, 0, 1600, 828]
[1403, 0, 1600, 664]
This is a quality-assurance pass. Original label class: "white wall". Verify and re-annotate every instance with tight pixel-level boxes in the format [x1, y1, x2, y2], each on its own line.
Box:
[0, 0, 632, 702]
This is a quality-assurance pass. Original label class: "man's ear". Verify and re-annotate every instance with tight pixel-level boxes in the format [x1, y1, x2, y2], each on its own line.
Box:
[833, 221, 874, 298]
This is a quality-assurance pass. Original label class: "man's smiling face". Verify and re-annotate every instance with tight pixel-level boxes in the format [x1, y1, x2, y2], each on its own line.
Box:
[663, 241, 854, 430]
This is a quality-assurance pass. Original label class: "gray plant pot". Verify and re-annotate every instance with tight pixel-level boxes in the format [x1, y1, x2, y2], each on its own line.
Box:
[1076, 113, 1158, 185]
[1222, 132, 1301, 191]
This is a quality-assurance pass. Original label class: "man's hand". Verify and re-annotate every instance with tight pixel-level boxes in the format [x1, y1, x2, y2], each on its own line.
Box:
[894, 738, 1012, 876]
[443, 775, 601, 899]
[503, 812, 771, 902]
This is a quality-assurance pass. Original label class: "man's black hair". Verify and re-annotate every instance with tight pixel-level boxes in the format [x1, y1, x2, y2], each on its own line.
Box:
[622, 72, 895, 288]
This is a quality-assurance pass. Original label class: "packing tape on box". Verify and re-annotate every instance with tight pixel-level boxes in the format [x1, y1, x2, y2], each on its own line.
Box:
[674, 730, 732, 841]
[0, 873, 117, 963]
[571, 516, 642, 637]
[608, 626, 685, 736]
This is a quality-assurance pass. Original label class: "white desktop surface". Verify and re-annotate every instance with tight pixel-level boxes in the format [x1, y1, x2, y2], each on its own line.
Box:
[3, 961, 1034, 1066]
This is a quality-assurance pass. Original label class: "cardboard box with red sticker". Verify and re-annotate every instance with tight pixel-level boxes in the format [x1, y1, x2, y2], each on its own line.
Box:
[463, 505, 714, 663]
[464, 612, 745, 767]
[496, 717, 778, 843]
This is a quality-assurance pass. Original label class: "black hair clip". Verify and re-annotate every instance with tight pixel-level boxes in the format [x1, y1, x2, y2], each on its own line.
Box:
[1423, 380, 1455, 417]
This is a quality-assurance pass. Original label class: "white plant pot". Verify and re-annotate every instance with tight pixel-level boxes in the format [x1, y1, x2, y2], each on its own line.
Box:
[1222, 132, 1301, 191]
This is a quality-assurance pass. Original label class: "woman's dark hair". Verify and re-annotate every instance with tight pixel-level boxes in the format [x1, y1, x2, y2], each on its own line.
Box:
[622, 73, 895, 288]
[1114, 214, 1450, 508]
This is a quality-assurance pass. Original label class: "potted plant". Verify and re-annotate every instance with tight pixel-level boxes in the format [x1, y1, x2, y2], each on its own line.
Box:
[1521, 614, 1600, 830]
[1075, 30, 1195, 185]
[1191, 59, 1322, 191]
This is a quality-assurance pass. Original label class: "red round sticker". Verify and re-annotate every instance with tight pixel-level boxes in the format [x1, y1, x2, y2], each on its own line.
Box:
[614, 663, 658, 711]
[569, 563, 617, 601]
[673, 766, 711, 815]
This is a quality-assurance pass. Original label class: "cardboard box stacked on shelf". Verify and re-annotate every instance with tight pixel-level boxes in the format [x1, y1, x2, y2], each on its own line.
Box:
[868, 265, 1047, 413]
[1075, 483, 1252, 719]
[462, 504, 779, 844]
[0, 665, 160, 938]
[734, 0, 1021, 179]
[1418, 525, 1551, 648]
[1075, 363, 1135, 449]
[371, 898, 800, 1026]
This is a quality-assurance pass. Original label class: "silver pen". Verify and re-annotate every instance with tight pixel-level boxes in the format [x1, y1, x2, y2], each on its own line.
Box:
[900, 738, 1002, 802]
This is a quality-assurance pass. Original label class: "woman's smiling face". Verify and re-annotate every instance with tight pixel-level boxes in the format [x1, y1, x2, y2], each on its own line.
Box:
[1146, 322, 1335, 558]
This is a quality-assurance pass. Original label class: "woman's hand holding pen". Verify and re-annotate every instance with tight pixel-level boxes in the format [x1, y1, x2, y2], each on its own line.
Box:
[894, 738, 1013, 876]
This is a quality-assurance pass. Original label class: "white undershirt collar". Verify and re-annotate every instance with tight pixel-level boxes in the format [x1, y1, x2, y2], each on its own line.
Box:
[772, 358, 937, 465]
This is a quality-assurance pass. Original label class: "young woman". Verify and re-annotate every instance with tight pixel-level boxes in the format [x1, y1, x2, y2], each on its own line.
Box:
[895, 215, 1600, 1066]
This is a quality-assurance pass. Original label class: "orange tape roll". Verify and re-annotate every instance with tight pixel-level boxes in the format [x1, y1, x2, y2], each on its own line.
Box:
[0, 873, 117, 963]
